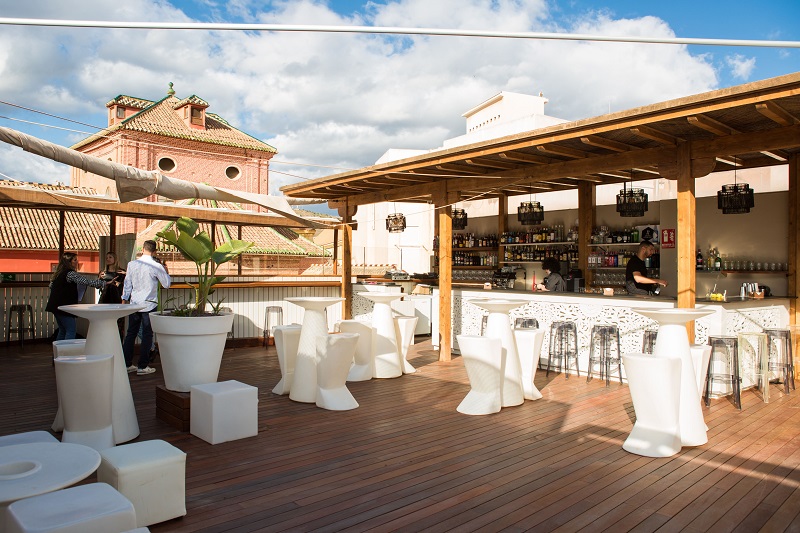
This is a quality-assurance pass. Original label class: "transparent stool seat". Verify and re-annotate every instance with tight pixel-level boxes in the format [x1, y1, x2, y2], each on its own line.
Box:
[546, 321, 579, 378]
[514, 318, 539, 330]
[705, 335, 741, 409]
[587, 324, 621, 387]
[642, 329, 658, 355]
[764, 328, 795, 395]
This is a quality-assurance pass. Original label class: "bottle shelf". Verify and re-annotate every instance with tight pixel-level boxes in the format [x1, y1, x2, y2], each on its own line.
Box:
[500, 241, 575, 247]
[446, 247, 497, 252]
[589, 242, 656, 248]
[697, 270, 787, 275]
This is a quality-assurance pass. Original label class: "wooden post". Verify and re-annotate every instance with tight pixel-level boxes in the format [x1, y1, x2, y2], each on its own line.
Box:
[577, 182, 593, 285]
[58, 210, 65, 259]
[789, 154, 798, 326]
[338, 204, 356, 320]
[109, 214, 117, 256]
[436, 190, 458, 361]
[497, 194, 507, 265]
[237, 226, 243, 276]
[332, 227, 339, 276]
[676, 141, 697, 340]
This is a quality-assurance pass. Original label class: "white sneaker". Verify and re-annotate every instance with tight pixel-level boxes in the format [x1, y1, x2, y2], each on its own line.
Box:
[126, 365, 137, 373]
[137, 366, 156, 375]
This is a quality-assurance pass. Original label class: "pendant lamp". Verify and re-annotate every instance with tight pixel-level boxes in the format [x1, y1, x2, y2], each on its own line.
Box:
[517, 200, 544, 225]
[616, 180, 648, 218]
[452, 208, 468, 230]
[717, 162, 754, 214]
[386, 212, 407, 233]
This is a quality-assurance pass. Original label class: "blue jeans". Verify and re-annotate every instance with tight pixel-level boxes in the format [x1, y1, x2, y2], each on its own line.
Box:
[54, 313, 76, 340]
[123, 312, 152, 369]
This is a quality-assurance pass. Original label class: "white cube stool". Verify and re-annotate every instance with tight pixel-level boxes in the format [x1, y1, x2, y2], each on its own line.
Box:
[191, 380, 258, 444]
[97, 440, 186, 528]
[5, 482, 136, 533]
[0, 430, 58, 447]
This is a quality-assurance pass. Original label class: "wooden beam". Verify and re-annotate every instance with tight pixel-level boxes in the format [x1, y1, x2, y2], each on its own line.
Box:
[676, 142, 697, 340]
[337, 204, 357, 319]
[789, 154, 799, 330]
[691, 124, 800, 159]
[536, 144, 588, 159]
[465, 158, 520, 170]
[756, 101, 799, 126]
[687, 114, 736, 136]
[578, 182, 593, 286]
[498, 194, 507, 266]
[498, 152, 552, 164]
[580, 135, 632, 152]
[435, 163, 488, 175]
[630, 125, 678, 145]
[435, 189, 458, 361]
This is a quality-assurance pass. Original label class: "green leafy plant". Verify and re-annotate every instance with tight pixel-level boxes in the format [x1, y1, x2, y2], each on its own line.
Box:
[156, 216, 254, 316]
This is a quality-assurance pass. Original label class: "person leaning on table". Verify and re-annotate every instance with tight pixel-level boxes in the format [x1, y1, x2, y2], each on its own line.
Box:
[46, 252, 109, 340]
[625, 240, 668, 296]
[536, 256, 566, 292]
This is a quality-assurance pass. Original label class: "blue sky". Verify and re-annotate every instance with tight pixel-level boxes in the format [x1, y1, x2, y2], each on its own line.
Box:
[0, 0, 797, 197]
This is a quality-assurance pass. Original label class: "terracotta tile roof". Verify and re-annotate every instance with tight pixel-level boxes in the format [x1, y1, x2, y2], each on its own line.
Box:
[0, 181, 108, 251]
[105, 95, 153, 109]
[74, 94, 276, 153]
[137, 198, 330, 257]
[173, 95, 209, 109]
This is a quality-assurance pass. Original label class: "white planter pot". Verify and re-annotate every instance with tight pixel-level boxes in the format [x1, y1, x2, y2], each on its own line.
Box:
[150, 311, 234, 392]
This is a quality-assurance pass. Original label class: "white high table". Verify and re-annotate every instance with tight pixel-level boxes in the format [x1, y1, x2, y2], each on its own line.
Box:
[58, 304, 144, 444]
[467, 299, 529, 406]
[285, 297, 344, 403]
[632, 308, 715, 447]
[0, 442, 100, 510]
[360, 293, 405, 379]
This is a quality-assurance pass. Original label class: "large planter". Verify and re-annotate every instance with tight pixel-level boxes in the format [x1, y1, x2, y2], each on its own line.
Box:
[150, 311, 234, 392]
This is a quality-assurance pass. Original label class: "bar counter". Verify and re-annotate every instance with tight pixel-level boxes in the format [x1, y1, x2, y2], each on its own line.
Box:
[431, 288, 789, 370]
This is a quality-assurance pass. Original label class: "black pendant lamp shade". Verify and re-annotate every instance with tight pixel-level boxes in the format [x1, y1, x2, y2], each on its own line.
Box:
[517, 201, 544, 225]
[616, 182, 648, 218]
[452, 208, 468, 230]
[717, 183, 754, 214]
[386, 212, 407, 233]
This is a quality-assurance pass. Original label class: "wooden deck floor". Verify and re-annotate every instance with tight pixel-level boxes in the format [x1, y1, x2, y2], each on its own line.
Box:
[2, 338, 800, 532]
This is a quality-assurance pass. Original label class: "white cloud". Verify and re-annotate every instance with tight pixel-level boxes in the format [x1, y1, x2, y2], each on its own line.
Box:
[725, 54, 756, 80]
[0, 0, 720, 192]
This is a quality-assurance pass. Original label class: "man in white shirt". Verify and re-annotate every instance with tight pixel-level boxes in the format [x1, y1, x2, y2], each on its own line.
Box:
[122, 239, 171, 375]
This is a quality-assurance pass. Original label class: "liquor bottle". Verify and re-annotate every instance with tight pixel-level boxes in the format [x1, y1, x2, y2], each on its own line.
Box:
[714, 253, 722, 271]
[696, 249, 703, 270]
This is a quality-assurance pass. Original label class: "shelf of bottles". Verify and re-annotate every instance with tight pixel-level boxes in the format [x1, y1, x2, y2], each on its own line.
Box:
[696, 247, 787, 274]
[503, 245, 578, 264]
[499, 225, 575, 245]
[588, 249, 659, 270]
[432, 233, 499, 268]
[590, 226, 643, 246]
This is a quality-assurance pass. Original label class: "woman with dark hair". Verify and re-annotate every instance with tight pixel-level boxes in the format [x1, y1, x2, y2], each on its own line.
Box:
[536, 256, 566, 292]
[46, 252, 108, 340]
[99, 252, 126, 304]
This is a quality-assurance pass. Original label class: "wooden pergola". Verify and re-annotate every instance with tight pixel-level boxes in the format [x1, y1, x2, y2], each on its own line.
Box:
[282, 72, 800, 359]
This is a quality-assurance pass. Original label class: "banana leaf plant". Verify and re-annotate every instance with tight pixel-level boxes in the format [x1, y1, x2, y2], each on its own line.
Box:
[156, 216, 254, 316]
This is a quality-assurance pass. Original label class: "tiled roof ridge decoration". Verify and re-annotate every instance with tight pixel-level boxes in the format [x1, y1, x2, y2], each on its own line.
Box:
[0, 178, 97, 195]
[173, 95, 209, 109]
[105, 95, 154, 109]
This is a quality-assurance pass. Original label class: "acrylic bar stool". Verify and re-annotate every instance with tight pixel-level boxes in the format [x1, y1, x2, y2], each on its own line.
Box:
[587, 324, 622, 386]
[263, 305, 284, 347]
[547, 321, 579, 378]
[705, 335, 741, 409]
[6, 304, 34, 347]
[764, 328, 795, 394]
[642, 329, 658, 355]
[739, 331, 770, 403]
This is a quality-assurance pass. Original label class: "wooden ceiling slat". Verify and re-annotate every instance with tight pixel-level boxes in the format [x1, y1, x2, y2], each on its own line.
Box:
[755, 101, 799, 126]
[535, 144, 588, 159]
[580, 135, 633, 152]
[498, 152, 552, 164]
[687, 114, 736, 136]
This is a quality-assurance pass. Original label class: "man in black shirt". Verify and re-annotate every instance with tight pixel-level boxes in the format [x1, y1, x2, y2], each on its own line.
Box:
[626, 241, 668, 295]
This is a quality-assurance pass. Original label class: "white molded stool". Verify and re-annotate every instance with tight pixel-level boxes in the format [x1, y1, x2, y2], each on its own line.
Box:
[316, 333, 360, 410]
[55, 354, 115, 451]
[0, 431, 58, 447]
[272, 325, 302, 395]
[97, 440, 186, 527]
[191, 380, 258, 444]
[513, 328, 545, 401]
[394, 316, 418, 374]
[339, 320, 376, 382]
[5, 482, 136, 533]
[51, 340, 87, 432]
[456, 335, 505, 415]
[621, 353, 682, 457]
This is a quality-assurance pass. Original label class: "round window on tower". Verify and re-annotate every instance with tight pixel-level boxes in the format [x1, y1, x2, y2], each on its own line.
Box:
[158, 157, 177, 172]
[225, 166, 241, 180]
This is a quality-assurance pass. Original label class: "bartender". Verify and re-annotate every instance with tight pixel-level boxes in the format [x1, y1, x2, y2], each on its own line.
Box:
[536, 257, 566, 291]
[625, 241, 668, 295]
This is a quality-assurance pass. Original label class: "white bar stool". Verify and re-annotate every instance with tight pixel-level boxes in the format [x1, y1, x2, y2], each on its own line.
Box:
[316, 333, 360, 410]
[272, 325, 302, 395]
[513, 328, 545, 400]
[455, 335, 505, 415]
[51, 339, 87, 432]
[55, 354, 115, 451]
[393, 315, 418, 374]
[339, 320, 377, 381]
[621, 353, 682, 457]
